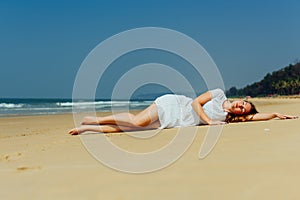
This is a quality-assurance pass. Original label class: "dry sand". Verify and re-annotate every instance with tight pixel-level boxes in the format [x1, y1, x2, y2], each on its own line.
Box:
[1, 98, 300, 200]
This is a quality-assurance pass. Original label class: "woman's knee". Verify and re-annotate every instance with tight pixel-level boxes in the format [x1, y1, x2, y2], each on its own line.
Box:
[81, 116, 98, 125]
[132, 116, 151, 127]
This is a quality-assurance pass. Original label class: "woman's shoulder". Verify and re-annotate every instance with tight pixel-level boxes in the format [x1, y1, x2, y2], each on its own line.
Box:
[209, 88, 226, 98]
[155, 94, 192, 102]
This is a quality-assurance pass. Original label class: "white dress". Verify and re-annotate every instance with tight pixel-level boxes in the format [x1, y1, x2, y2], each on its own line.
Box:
[154, 88, 228, 129]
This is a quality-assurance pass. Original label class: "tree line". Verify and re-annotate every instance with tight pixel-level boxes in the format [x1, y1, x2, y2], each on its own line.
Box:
[226, 62, 300, 97]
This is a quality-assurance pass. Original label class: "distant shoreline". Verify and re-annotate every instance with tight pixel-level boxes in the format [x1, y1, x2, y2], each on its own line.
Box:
[229, 94, 300, 99]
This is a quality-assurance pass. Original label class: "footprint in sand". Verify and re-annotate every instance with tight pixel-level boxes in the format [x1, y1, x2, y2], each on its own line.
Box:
[1, 152, 22, 162]
[16, 166, 42, 172]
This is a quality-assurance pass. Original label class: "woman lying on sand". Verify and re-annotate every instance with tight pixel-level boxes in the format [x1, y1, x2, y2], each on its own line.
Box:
[69, 88, 298, 135]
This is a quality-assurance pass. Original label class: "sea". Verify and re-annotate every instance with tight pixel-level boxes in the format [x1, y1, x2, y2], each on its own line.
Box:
[0, 98, 153, 117]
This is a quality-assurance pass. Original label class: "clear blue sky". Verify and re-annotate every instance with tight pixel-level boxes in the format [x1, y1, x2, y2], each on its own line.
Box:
[0, 0, 299, 98]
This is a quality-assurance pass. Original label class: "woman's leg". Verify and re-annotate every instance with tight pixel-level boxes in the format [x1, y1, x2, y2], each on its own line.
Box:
[69, 125, 132, 135]
[69, 120, 161, 135]
[81, 103, 160, 128]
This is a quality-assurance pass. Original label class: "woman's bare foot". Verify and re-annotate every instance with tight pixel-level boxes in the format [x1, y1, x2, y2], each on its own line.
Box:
[81, 116, 99, 125]
[68, 125, 108, 135]
[68, 126, 86, 135]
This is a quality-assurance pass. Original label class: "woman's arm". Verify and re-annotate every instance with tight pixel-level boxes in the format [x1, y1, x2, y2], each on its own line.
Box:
[247, 112, 298, 121]
[192, 91, 225, 125]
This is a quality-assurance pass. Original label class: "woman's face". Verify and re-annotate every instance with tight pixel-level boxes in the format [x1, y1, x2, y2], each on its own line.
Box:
[230, 100, 252, 115]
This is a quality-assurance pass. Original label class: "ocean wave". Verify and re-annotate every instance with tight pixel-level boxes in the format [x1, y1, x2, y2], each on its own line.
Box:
[0, 103, 24, 108]
[56, 101, 117, 107]
[0, 99, 152, 116]
[56, 101, 152, 107]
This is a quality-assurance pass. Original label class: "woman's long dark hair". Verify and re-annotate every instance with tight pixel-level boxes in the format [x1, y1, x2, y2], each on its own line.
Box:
[225, 100, 259, 123]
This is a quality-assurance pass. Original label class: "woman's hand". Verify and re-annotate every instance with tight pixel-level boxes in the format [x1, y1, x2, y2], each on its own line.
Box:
[207, 119, 227, 125]
[275, 113, 298, 120]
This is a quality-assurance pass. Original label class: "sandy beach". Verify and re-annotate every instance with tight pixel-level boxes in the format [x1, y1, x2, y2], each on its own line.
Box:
[1, 98, 300, 200]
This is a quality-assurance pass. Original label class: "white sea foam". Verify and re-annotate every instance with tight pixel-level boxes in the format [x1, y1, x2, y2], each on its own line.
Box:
[56, 101, 152, 107]
[0, 103, 24, 108]
[56, 101, 117, 107]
